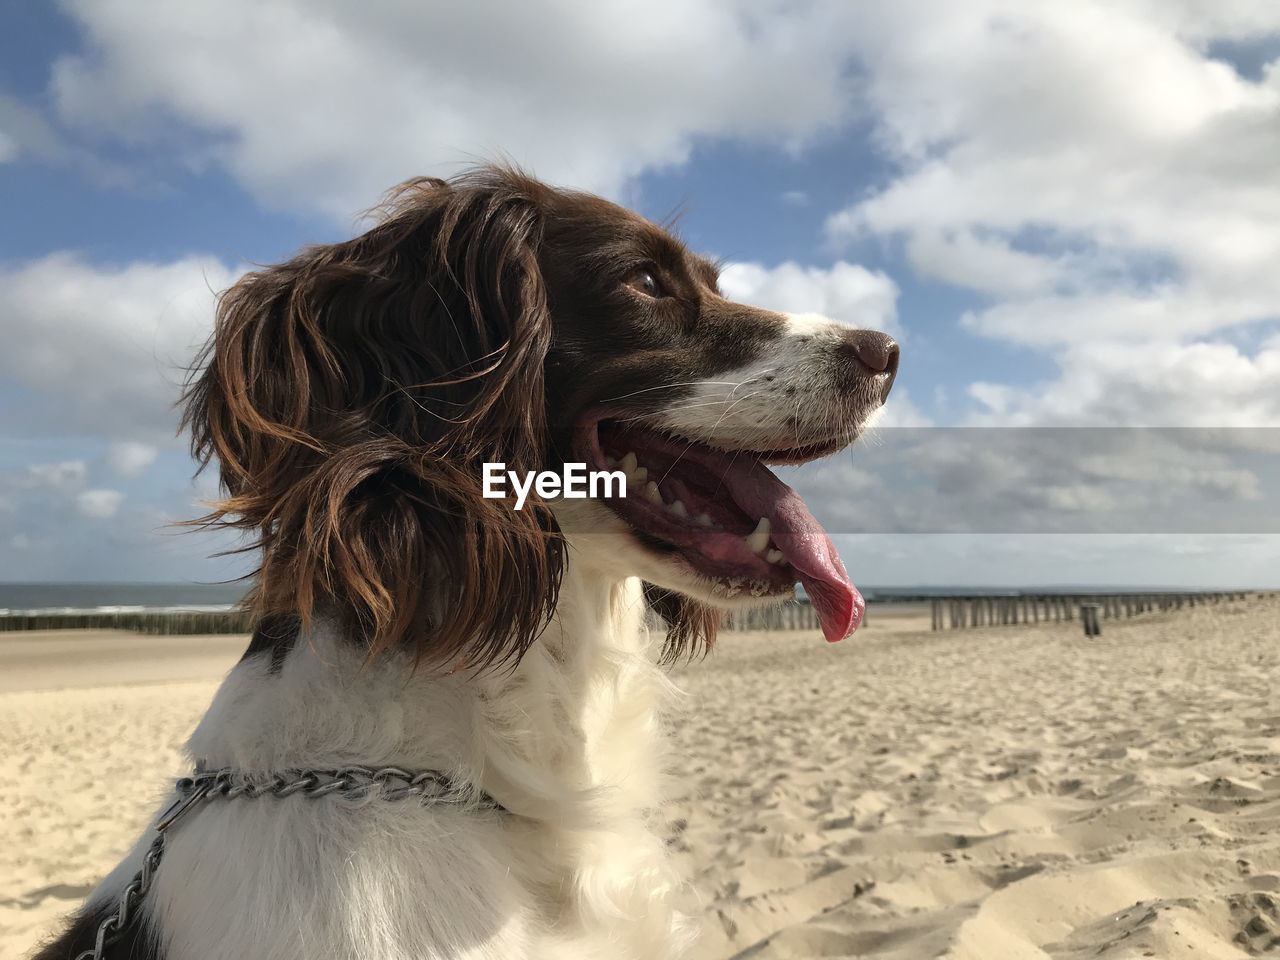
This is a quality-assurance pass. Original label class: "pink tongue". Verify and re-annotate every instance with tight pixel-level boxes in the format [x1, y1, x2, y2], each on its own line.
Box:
[722, 461, 864, 643]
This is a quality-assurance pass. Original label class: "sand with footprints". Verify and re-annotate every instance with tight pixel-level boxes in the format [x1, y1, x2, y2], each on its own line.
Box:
[4, 598, 1279, 958]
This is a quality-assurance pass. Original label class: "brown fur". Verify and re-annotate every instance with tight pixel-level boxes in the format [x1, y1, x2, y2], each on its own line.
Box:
[181, 167, 719, 671]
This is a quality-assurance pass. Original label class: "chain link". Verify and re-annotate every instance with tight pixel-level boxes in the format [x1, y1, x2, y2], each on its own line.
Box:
[75, 765, 502, 960]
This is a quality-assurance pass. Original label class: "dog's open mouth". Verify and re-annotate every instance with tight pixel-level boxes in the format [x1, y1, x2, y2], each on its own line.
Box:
[572, 414, 864, 642]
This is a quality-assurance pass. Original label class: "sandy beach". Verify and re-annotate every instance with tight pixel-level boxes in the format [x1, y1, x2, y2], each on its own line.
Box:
[5, 598, 1279, 958]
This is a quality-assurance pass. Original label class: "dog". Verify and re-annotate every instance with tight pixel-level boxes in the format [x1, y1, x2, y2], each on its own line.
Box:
[36, 167, 897, 960]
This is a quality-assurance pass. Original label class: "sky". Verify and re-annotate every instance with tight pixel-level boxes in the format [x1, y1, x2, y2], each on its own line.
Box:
[2, 0, 1280, 590]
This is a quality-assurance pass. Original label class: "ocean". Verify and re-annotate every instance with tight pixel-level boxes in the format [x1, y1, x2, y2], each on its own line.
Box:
[0, 582, 1188, 617]
[0, 582, 249, 615]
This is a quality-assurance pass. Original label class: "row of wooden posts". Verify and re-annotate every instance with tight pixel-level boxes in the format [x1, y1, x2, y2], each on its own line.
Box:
[0, 591, 1256, 637]
[929, 591, 1252, 634]
[0, 606, 826, 635]
[0, 609, 253, 634]
[724, 602, 821, 631]
[724, 591, 1255, 634]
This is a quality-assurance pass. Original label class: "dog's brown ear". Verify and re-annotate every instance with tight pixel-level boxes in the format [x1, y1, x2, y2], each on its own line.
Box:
[643, 582, 719, 663]
[182, 168, 562, 671]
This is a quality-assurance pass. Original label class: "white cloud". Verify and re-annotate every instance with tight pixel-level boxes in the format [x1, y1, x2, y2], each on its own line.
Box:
[829, 16, 1280, 296]
[23, 461, 88, 493]
[106, 440, 159, 478]
[0, 90, 139, 185]
[41, 0, 1280, 436]
[0, 253, 242, 438]
[7, 0, 1278, 587]
[820, 1, 1280, 426]
[1121, 1, 1280, 43]
[968, 340, 1280, 426]
[833, 533, 1280, 590]
[75, 488, 125, 518]
[0, 93, 68, 164]
[0, 462, 251, 581]
[788, 426, 1276, 538]
[871, 388, 932, 428]
[957, 290, 1267, 349]
[719, 261, 900, 336]
[903, 229, 1069, 298]
[50, 0, 865, 218]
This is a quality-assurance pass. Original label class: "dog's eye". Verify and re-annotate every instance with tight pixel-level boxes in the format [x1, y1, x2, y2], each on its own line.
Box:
[627, 269, 665, 299]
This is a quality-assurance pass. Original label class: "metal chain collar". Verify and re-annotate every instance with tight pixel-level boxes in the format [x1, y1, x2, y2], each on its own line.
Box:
[76, 765, 505, 960]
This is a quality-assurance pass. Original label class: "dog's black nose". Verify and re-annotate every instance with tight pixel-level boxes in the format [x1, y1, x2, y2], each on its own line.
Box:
[836, 330, 899, 403]
[840, 329, 899, 376]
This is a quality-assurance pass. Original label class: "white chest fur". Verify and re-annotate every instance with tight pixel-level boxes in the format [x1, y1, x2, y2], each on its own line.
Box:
[93, 562, 691, 960]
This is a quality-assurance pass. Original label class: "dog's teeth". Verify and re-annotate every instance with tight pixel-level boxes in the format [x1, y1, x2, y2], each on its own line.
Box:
[669, 499, 688, 517]
[628, 466, 648, 485]
[619, 452, 638, 475]
[745, 519, 771, 555]
[604, 455, 618, 469]
[695, 512, 714, 527]
[643, 481, 663, 504]
[766, 549, 785, 564]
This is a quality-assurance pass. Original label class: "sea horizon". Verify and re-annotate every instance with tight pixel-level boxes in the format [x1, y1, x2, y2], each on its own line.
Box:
[0, 580, 1265, 616]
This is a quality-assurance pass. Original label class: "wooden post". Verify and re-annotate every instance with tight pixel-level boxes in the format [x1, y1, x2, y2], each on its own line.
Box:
[1080, 603, 1101, 637]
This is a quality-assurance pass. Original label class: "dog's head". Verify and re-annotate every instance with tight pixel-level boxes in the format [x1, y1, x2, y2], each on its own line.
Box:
[184, 167, 896, 669]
